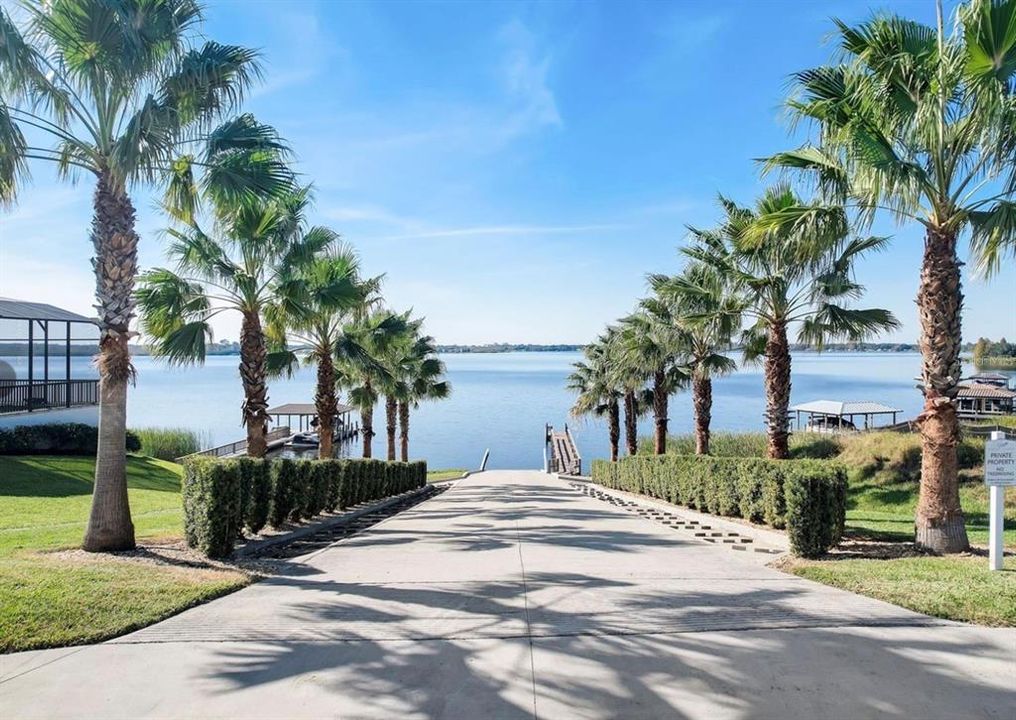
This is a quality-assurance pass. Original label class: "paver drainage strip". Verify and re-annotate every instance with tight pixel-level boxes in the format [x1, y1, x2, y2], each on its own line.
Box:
[256, 483, 450, 560]
[569, 482, 782, 554]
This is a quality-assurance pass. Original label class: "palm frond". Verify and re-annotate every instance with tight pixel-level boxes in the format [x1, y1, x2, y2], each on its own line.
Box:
[968, 199, 1016, 277]
[266, 348, 301, 379]
[0, 101, 28, 207]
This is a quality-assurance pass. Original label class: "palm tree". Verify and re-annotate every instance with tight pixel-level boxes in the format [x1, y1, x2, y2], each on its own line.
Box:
[342, 311, 410, 459]
[0, 0, 291, 551]
[603, 326, 654, 456]
[265, 246, 374, 459]
[647, 263, 742, 455]
[764, 0, 1015, 552]
[380, 317, 424, 462]
[686, 187, 900, 460]
[568, 333, 622, 461]
[616, 309, 688, 455]
[394, 331, 450, 461]
[137, 189, 323, 458]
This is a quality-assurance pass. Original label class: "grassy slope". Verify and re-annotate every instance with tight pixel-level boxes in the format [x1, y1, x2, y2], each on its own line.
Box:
[0, 456, 248, 653]
[427, 468, 466, 482]
[785, 555, 1016, 626]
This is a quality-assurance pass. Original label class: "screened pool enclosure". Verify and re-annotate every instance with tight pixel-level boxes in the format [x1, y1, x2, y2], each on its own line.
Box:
[0, 298, 100, 416]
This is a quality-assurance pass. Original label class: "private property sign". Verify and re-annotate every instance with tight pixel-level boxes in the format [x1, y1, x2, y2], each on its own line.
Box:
[984, 439, 1016, 486]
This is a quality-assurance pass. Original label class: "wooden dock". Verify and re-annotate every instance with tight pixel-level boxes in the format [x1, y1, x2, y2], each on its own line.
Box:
[178, 426, 292, 461]
[546, 423, 582, 475]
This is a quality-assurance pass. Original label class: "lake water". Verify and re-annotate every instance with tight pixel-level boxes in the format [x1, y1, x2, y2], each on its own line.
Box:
[5, 350, 984, 470]
[6, 351, 1002, 470]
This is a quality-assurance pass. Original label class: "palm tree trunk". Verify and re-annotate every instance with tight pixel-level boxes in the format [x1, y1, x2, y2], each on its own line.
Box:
[623, 390, 638, 456]
[914, 228, 968, 553]
[693, 373, 712, 455]
[83, 171, 137, 552]
[361, 378, 374, 458]
[764, 321, 791, 460]
[315, 352, 337, 460]
[240, 311, 269, 458]
[652, 369, 668, 455]
[399, 400, 410, 461]
[385, 395, 397, 461]
[607, 398, 620, 462]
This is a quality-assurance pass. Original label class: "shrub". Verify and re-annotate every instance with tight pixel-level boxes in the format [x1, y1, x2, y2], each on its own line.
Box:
[0, 423, 140, 455]
[592, 453, 846, 557]
[131, 427, 206, 460]
[237, 457, 270, 534]
[269, 459, 301, 528]
[340, 459, 359, 509]
[302, 462, 330, 518]
[324, 461, 346, 512]
[784, 462, 848, 558]
[182, 457, 241, 558]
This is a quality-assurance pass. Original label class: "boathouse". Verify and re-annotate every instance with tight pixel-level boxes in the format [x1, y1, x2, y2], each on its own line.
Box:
[789, 400, 902, 432]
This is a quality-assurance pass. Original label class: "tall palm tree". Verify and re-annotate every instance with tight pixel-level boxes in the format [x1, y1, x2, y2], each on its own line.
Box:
[616, 309, 688, 455]
[647, 263, 743, 455]
[265, 246, 375, 459]
[568, 333, 622, 461]
[686, 187, 900, 460]
[380, 317, 424, 462]
[603, 326, 654, 456]
[342, 310, 409, 459]
[0, 0, 290, 551]
[764, 0, 1015, 552]
[394, 331, 450, 462]
[137, 189, 322, 458]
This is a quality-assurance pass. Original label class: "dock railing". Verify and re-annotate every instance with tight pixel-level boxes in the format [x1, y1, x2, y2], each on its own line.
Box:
[546, 422, 582, 475]
[0, 378, 99, 414]
[177, 426, 291, 462]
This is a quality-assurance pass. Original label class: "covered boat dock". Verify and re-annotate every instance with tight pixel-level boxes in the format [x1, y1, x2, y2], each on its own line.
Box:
[790, 400, 902, 433]
[268, 402, 359, 437]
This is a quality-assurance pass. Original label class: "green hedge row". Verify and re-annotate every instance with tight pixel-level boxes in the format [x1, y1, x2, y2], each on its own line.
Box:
[0, 423, 141, 455]
[591, 454, 846, 558]
[183, 457, 427, 558]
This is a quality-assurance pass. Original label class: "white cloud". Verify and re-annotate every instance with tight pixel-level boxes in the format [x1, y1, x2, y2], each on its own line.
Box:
[372, 222, 625, 242]
[249, 10, 349, 101]
[498, 19, 562, 135]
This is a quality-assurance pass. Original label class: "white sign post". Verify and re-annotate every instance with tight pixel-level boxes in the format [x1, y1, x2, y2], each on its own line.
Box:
[985, 431, 1016, 571]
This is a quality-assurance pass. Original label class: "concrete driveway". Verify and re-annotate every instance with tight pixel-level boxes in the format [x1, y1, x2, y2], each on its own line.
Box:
[2, 470, 1014, 719]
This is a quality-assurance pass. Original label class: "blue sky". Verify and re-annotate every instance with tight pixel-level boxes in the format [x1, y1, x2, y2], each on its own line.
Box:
[1, 0, 1013, 344]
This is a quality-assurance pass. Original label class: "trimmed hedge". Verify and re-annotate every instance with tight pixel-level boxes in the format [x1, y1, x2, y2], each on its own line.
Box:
[591, 454, 847, 558]
[183, 456, 428, 557]
[268, 459, 301, 528]
[0, 422, 141, 455]
[182, 457, 242, 558]
[236, 457, 271, 535]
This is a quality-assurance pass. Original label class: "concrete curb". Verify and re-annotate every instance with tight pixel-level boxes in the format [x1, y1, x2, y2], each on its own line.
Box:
[234, 484, 435, 558]
[576, 480, 790, 553]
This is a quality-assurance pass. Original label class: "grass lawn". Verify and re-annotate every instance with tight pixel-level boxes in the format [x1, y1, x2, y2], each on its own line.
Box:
[846, 475, 1015, 547]
[782, 554, 1016, 626]
[427, 468, 466, 482]
[0, 455, 249, 653]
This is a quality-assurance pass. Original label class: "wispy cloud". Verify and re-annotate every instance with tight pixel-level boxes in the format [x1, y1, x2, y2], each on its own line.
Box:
[371, 223, 626, 242]
[249, 9, 347, 100]
[498, 19, 562, 136]
[321, 203, 420, 228]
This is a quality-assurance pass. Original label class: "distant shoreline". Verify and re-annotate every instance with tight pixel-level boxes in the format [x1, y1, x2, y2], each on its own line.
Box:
[0, 342, 954, 357]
